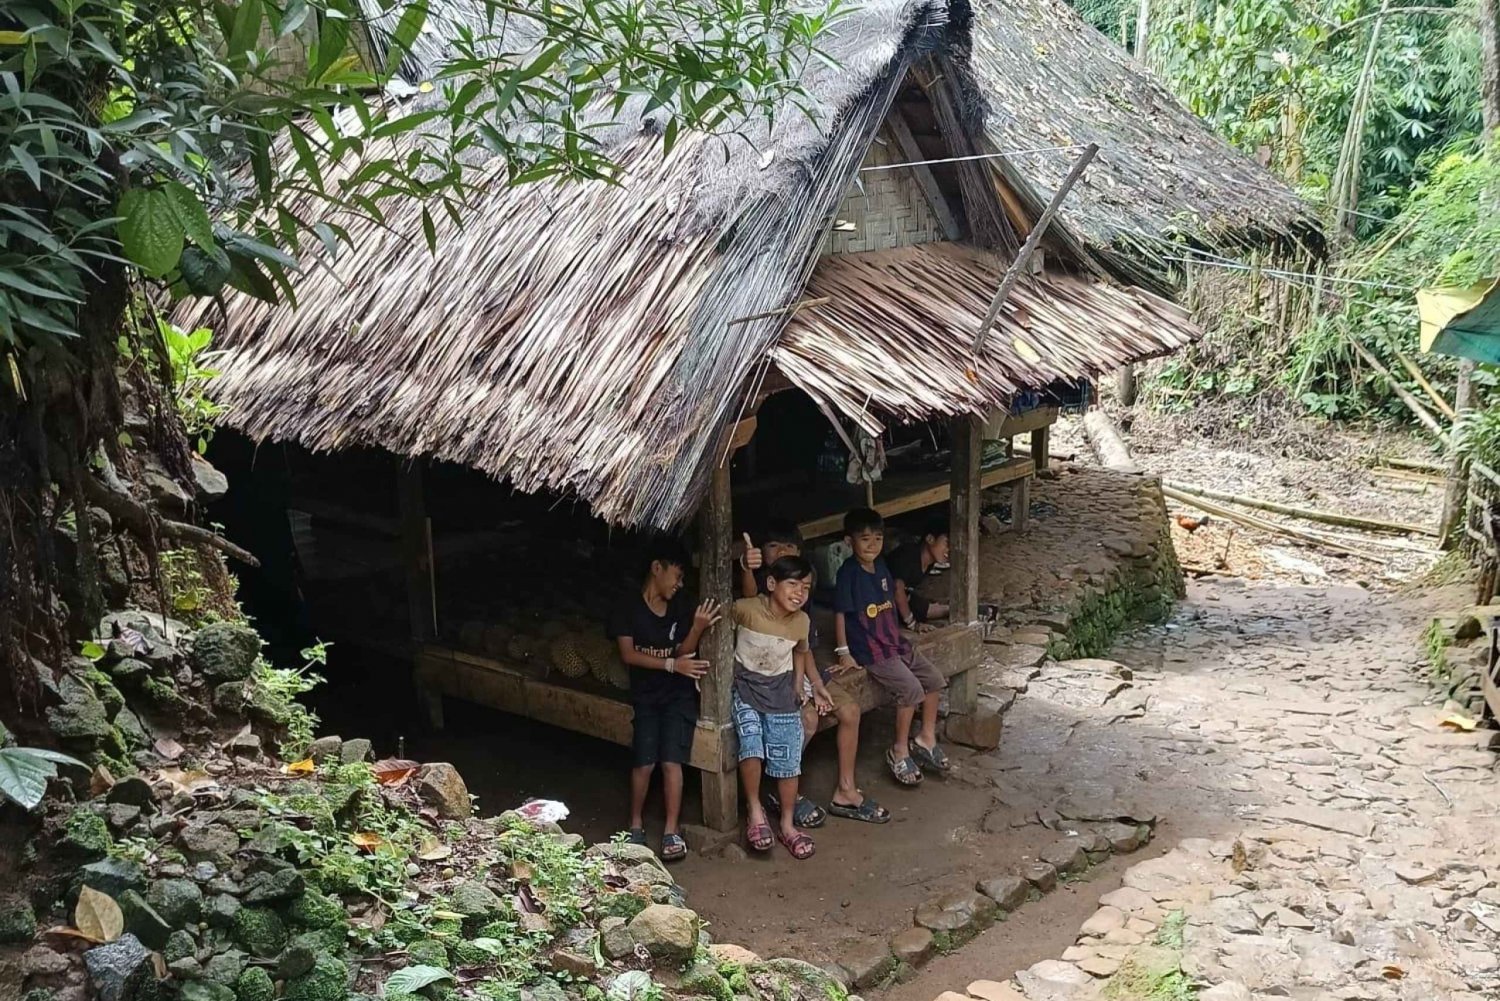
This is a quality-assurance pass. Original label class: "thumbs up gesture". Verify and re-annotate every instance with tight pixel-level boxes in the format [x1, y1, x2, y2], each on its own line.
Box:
[742, 533, 763, 571]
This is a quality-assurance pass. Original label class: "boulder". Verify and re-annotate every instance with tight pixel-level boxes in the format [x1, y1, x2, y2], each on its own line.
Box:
[192, 454, 229, 502]
[708, 943, 761, 966]
[205, 894, 242, 929]
[945, 711, 1003, 750]
[146, 878, 203, 927]
[339, 738, 373, 764]
[106, 777, 155, 809]
[84, 934, 154, 1001]
[599, 917, 635, 960]
[1023, 862, 1058, 892]
[976, 875, 1031, 912]
[1040, 839, 1087, 875]
[415, 763, 471, 819]
[914, 890, 997, 936]
[118, 889, 171, 950]
[47, 675, 113, 741]
[179, 822, 240, 863]
[232, 907, 288, 956]
[836, 939, 896, 990]
[889, 927, 934, 967]
[627, 904, 699, 962]
[305, 736, 343, 764]
[241, 866, 304, 905]
[1078, 906, 1126, 938]
[190, 623, 261, 682]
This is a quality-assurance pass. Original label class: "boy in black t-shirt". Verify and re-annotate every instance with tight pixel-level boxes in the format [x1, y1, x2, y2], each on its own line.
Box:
[606, 539, 720, 861]
[888, 519, 951, 631]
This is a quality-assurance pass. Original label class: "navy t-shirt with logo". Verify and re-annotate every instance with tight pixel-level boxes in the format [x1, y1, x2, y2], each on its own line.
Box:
[606, 593, 698, 706]
[834, 557, 909, 665]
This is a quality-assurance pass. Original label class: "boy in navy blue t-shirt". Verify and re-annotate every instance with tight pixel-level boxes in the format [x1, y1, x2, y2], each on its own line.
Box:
[833, 508, 948, 787]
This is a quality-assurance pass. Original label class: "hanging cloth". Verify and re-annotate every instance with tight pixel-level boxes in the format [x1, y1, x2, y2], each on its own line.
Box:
[846, 429, 887, 485]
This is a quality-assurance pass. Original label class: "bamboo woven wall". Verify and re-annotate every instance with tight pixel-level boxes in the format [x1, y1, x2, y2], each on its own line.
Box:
[820, 130, 944, 256]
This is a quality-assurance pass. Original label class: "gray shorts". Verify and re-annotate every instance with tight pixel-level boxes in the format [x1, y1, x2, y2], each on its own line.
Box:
[866, 648, 946, 708]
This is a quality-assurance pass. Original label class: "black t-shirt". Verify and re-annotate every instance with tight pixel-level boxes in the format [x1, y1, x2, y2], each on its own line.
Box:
[606, 592, 698, 705]
[887, 545, 940, 621]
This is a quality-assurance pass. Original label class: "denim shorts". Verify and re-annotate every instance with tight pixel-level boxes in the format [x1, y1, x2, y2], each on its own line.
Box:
[732, 692, 803, 779]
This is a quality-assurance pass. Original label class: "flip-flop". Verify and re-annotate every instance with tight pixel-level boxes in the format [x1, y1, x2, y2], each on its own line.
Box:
[661, 832, 688, 862]
[626, 827, 647, 845]
[886, 748, 923, 786]
[766, 793, 826, 829]
[826, 796, 891, 824]
[777, 828, 816, 860]
[910, 739, 951, 773]
[746, 821, 774, 852]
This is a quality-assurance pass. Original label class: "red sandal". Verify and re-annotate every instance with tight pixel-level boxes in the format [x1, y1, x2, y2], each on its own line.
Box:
[746, 820, 774, 852]
[778, 829, 815, 860]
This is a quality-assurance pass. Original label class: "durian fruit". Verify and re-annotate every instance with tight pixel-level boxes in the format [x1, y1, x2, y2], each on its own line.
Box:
[506, 632, 538, 664]
[548, 635, 591, 679]
[584, 633, 619, 684]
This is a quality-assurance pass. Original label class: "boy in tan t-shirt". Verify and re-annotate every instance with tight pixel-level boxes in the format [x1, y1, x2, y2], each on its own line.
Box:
[731, 555, 816, 860]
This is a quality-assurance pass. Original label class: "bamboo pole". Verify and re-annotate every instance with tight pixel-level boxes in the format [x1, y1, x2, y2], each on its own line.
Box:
[1373, 455, 1446, 474]
[973, 143, 1099, 354]
[1162, 486, 1382, 560]
[1163, 480, 1439, 536]
[1390, 347, 1457, 419]
[1341, 331, 1447, 438]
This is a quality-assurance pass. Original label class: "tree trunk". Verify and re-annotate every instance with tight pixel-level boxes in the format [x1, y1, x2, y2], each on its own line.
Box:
[1135, 0, 1150, 63]
[1440, 0, 1498, 543]
[1331, 0, 1391, 235]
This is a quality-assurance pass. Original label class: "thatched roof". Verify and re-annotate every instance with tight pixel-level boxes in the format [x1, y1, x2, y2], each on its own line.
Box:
[966, 0, 1322, 292]
[776, 244, 1193, 432]
[183, 0, 1206, 530]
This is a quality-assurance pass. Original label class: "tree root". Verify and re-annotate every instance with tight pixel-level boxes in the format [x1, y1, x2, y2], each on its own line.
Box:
[80, 474, 260, 568]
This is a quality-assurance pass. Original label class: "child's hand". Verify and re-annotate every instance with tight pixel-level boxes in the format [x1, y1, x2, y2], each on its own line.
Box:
[741, 533, 762, 571]
[913, 622, 936, 634]
[812, 688, 834, 715]
[675, 658, 710, 680]
[693, 600, 722, 630]
[831, 653, 859, 676]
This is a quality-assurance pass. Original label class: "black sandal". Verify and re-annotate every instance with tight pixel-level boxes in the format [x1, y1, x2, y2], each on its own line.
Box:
[826, 796, 891, 824]
[766, 793, 827, 829]
[910, 739, 951, 773]
[887, 749, 923, 786]
[661, 832, 687, 861]
[626, 827, 647, 846]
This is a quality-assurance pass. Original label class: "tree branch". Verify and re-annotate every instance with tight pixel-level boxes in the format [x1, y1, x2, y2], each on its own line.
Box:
[1324, 6, 1473, 35]
[81, 474, 260, 567]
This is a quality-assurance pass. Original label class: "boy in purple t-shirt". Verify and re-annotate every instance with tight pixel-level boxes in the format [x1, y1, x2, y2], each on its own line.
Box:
[833, 508, 948, 787]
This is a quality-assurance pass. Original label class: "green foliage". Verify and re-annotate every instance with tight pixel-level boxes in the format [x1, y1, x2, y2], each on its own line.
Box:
[247, 642, 327, 758]
[384, 966, 454, 996]
[0, 0, 843, 359]
[63, 808, 114, 855]
[160, 547, 215, 622]
[1457, 404, 1500, 469]
[156, 321, 225, 454]
[0, 746, 85, 809]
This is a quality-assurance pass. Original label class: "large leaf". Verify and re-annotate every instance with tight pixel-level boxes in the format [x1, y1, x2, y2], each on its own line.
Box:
[0, 746, 82, 810]
[162, 182, 215, 249]
[117, 189, 184, 277]
[383, 965, 453, 996]
[75, 886, 124, 943]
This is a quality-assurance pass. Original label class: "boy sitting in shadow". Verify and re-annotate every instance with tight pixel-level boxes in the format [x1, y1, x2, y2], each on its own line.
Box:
[889, 518, 951, 632]
[607, 538, 720, 861]
[739, 520, 888, 825]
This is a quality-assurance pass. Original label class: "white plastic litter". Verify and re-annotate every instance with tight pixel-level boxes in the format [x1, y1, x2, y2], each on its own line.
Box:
[515, 798, 570, 824]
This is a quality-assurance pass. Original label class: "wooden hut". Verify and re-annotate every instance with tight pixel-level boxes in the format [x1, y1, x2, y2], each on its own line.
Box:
[175, 0, 1297, 828]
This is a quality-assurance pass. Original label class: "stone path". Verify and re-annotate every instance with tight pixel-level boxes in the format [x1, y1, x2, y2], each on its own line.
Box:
[935, 576, 1500, 1001]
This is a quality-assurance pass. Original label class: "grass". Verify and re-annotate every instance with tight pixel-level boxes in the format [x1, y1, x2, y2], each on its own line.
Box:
[1101, 911, 1194, 1001]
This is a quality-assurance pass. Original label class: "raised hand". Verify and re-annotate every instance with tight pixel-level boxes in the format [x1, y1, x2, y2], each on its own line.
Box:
[742, 532, 763, 570]
[693, 599, 722, 630]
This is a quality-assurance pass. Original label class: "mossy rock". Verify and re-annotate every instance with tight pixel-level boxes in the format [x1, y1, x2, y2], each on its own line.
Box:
[233, 967, 275, 1001]
[63, 809, 114, 857]
[680, 963, 735, 1001]
[596, 890, 648, 921]
[285, 889, 346, 930]
[191, 622, 262, 681]
[182, 984, 235, 1001]
[282, 952, 349, 1001]
[0, 895, 37, 943]
[449, 939, 497, 967]
[232, 906, 289, 956]
[406, 939, 450, 968]
[163, 929, 197, 964]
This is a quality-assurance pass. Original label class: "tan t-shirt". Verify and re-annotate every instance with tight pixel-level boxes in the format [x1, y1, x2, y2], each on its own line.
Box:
[731, 595, 810, 714]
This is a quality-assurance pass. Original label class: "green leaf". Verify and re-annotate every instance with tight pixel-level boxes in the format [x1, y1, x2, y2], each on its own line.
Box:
[180, 244, 233, 296]
[228, 0, 264, 57]
[386, 0, 429, 76]
[162, 182, 215, 249]
[383, 966, 453, 996]
[467, 939, 504, 956]
[311, 12, 350, 83]
[80, 641, 106, 661]
[0, 746, 84, 810]
[420, 206, 436, 251]
[117, 188, 184, 278]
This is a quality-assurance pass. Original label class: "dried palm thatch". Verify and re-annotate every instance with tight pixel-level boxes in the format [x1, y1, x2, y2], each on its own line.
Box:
[775, 244, 1196, 432]
[965, 0, 1322, 293]
[178, 0, 955, 530]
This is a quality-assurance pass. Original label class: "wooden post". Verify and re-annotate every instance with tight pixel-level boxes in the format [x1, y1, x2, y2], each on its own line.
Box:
[399, 459, 441, 727]
[1031, 425, 1051, 473]
[1012, 475, 1032, 534]
[948, 417, 982, 715]
[697, 460, 739, 830]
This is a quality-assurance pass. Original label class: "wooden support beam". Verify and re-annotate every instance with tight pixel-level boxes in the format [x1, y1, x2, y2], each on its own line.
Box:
[1031, 425, 1052, 472]
[885, 112, 963, 241]
[697, 460, 739, 831]
[797, 457, 1032, 539]
[947, 416, 982, 715]
[398, 460, 435, 643]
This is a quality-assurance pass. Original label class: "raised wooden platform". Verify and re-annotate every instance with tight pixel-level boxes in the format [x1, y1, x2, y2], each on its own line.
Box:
[795, 457, 1034, 539]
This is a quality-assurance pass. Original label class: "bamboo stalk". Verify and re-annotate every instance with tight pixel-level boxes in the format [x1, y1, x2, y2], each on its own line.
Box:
[1163, 480, 1439, 536]
[1341, 331, 1446, 438]
[1372, 455, 1446, 474]
[1390, 347, 1457, 419]
[1162, 486, 1383, 560]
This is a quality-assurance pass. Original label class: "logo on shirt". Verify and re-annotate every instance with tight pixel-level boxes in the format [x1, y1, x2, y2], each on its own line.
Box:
[865, 600, 893, 619]
[669, 623, 678, 641]
[881, 576, 889, 593]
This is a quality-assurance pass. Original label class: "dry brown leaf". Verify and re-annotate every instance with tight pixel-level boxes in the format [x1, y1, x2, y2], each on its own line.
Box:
[282, 758, 316, 775]
[350, 832, 382, 850]
[416, 836, 452, 861]
[373, 758, 420, 786]
[1439, 713, 1478, 733]
[42, 926, 104, 943]
[75, 886, 124, 943]
[90, 764, 116, 797]
[156, 767, 218, 796]
[1381, 965, 1405, 980]
[153, 738, 185, 761]
[149, 952, 168, 978]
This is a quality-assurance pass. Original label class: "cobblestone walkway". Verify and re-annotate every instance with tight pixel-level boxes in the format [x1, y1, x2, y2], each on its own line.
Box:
[948, 576, 1500, 1001]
